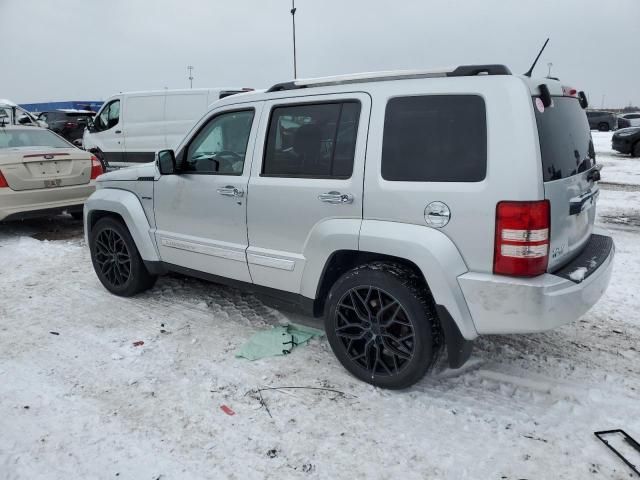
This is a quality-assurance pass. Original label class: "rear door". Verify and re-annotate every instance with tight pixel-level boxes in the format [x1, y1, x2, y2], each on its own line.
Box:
[533, 95, 598, 270]
[246, 93, 369, 293]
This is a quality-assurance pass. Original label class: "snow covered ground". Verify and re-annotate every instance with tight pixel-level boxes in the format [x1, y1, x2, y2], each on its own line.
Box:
[1, 137, 640, 479]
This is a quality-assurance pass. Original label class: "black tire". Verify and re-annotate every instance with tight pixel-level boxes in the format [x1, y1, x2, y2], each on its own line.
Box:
[89, 216, 157, 296]
[632, 141, 640, 158]
[598, 122, 610, 132]
[70, 211, 83, 221]
[324, 262, 441, 389]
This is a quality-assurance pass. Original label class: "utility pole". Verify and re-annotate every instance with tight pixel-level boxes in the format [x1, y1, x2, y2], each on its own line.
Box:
[291, 0, 297, 78]
[187, 65, 194, 89]
[546, 62, 553, 78]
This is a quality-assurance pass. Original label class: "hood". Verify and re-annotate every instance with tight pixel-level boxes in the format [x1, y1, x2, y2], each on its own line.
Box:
[98, 161, 157, 182]
[613, 126, 640, 137]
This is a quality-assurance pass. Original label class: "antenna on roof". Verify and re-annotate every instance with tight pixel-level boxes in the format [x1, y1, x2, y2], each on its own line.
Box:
[524, 38, 549, 77]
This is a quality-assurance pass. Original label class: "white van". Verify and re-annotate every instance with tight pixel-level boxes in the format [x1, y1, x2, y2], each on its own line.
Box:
[83, 88, 251, 169]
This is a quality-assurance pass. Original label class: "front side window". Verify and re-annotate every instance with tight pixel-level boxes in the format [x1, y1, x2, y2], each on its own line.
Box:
[95, 100, 120, 131]
[263, 101, 361, 178]
[183, 109, 254, 174]
[382, 95, 487, 182]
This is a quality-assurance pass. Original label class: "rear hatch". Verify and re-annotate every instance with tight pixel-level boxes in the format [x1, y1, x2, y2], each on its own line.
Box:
[533, 94, 599, 270]
[0, 147, 91, 191]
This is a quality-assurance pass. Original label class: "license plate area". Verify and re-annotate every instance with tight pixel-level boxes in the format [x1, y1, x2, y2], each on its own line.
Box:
[44, 179, 63, 188]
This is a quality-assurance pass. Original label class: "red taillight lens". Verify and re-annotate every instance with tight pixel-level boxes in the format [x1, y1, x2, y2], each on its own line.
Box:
[90, 156, 104, 180]
[494, 200, 550, 277]
[0, 170, 8, 188]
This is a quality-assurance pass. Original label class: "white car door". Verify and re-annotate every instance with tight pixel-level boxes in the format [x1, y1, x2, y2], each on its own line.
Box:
[90, 98, 125, 165]
[246, 93, 370, 293]
[153, 103, 262, 282]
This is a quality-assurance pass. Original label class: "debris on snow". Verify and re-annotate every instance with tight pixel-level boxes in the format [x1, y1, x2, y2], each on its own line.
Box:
[220, 405, 235, 416]
[132, 341, 144, 347]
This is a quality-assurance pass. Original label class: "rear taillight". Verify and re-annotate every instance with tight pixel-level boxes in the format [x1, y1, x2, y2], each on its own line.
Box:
[493, 200, 550, 277]
[0, 170, 8, 188]
[90, 156, 104, 180]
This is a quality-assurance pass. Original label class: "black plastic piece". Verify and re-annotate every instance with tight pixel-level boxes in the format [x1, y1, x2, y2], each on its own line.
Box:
[539, 84, 553, 107]
[447, 64, 512, 77]
[578, 91, 589, 109]
[435, 304, 474, 369]
[552, 234, 613, 283]
[595, 429, 640, 476]
[267, 81, 305, 93]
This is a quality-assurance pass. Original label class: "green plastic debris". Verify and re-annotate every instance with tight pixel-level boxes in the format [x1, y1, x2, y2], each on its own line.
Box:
[236, 323, 324, 361]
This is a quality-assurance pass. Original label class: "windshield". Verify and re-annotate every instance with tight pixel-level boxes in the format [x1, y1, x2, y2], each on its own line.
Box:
[534, 96, 595, 182]
[0, 128, 72, 149]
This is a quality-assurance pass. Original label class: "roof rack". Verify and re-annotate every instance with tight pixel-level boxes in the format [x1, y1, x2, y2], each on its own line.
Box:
[267, 64, 512, 92]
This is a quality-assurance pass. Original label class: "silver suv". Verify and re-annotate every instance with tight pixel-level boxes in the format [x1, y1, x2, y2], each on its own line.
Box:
[85, 65, 614, 389]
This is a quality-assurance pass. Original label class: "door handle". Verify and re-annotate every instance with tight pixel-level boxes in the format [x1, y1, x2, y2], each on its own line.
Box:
[569, 187, 599, 215]
[217, 185, 244, 197]
[318, 191, 354, 204]
[115, 130, 122, 134]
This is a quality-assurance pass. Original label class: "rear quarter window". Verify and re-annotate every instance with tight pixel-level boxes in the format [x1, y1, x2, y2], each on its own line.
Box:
[381, 95, 487, 182]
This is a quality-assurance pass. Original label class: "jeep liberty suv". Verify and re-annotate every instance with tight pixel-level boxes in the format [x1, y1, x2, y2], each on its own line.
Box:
[85, 64, 614, 389]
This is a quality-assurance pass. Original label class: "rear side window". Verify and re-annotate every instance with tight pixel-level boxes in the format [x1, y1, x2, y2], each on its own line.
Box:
[534, 97, 594, 182]
[381, 95, 487, 182]
[263, 101, 361, 178]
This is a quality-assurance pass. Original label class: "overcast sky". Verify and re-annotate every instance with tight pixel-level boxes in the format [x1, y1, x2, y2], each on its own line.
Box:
[2, 0, 639, 107]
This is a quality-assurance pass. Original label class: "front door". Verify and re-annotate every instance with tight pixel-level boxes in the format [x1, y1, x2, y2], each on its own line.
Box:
[154, 105, 261, 282]
[90, 98, 124, 165]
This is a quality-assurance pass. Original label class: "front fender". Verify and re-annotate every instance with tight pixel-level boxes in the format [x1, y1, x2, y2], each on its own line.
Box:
[84, 188, 160, 262]
[358, 220, 477, 340]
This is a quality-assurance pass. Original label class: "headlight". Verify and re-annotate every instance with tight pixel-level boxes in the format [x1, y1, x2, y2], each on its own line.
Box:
[616, 129, 640, 137]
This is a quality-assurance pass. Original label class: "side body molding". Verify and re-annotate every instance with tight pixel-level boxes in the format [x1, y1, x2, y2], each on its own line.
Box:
[358, 220, 478, 340]
[84, 188, 160, 262]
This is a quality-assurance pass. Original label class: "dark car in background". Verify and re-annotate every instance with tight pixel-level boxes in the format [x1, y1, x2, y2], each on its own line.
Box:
[612, 127, 640, 157]
[586, 111, 618, 131]
[37, 110, 95, 143]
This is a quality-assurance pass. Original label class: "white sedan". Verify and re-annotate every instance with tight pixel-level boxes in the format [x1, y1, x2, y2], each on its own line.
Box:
[0, 125, 103, 221]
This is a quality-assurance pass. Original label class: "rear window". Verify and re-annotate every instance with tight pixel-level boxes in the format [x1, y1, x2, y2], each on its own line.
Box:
[381, 95, 487, 182]
[534, 97, 595, 182]
[0, 128, 72, 149]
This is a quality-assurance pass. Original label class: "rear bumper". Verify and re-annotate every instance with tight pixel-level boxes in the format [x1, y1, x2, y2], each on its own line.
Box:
[459, 229, 615, 334]
[0, 182, 95, 221]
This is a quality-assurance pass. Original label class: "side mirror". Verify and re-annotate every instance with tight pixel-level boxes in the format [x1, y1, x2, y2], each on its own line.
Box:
[157, 149, 176, 175]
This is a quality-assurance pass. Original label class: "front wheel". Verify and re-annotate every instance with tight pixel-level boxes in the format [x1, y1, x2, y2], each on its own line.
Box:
[89, 216, 157, 296]
[324, 263, 441, 389]
[598, 122, 610, 132]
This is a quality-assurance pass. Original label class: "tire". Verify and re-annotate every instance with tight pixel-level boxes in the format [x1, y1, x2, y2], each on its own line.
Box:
[89, 216, 157, 296]
[324, 262, 441, 389]
[598, 122, 610, 132]
[632, 141, 640, 158]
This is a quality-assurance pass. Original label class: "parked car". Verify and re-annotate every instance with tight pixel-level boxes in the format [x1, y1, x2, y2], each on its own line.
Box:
[0, 99, 47, 128]
[0, 125, 102, 221]
[612, 127, 640, 157]
[586, 110, 618, 131]
[83, 88, 252, 170]
[618, 113, 640, 128]
[84, 65, 614, 389]
[38, 110, 95, 143]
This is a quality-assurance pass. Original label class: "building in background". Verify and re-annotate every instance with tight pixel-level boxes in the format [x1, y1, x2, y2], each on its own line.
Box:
[19, 100, 104, 113]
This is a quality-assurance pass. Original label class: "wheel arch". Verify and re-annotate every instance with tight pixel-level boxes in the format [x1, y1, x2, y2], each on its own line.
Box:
[85, 188, 160, 262]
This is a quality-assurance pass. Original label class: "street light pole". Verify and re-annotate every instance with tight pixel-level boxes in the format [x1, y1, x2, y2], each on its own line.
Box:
[291, 0, 297, 78]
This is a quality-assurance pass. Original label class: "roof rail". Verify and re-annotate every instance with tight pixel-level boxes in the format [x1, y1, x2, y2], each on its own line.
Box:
[267, 64, 511, 92]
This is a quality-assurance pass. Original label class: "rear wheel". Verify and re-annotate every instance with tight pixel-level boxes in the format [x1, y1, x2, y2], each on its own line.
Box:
[598, 122, 610, 132]
[632, 141, 640, 158]
[324, 262, 441, 389]
[89, 217, 156, 296]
